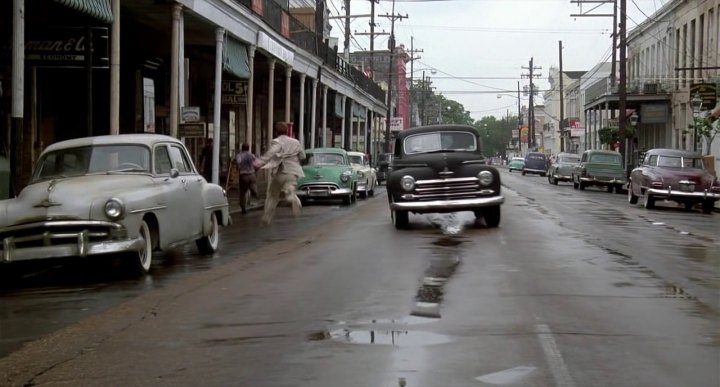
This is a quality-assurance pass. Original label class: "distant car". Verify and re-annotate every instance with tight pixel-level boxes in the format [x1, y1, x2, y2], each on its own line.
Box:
[508, 157, 525, 172]
[548, 152, 581, 185]
[628, 148, 720, 213]
[386, 125, 504, 229]
[572, 149, 626, 193]
[376, 153, 393, 184]
[0, 134, 231, 274]
[297, 148, 357, 205]
[347, 151, 377, 199]
[522, 152, 547, 176]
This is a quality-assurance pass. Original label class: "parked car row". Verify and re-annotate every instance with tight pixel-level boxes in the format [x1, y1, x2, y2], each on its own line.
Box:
[297, 148, 379, 205]
[514, 147, 720, 214]
[0, 134, 232, 276]
[628, 148, 720, 214]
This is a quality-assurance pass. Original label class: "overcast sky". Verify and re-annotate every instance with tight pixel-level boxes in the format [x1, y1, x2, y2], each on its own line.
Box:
[326, 0, 669, 121]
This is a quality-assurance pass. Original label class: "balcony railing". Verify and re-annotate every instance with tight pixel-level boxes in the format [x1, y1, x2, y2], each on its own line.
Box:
[232, 0, 386, 103]
[585, 77, 673, 103]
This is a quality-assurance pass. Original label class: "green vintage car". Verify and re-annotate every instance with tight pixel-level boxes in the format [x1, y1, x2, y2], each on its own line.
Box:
[297, 148, 358, 205]
[572, 149, 627, 193]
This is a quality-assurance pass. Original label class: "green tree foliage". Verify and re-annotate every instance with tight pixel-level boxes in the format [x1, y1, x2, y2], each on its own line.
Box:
[473, 116, 518, 158]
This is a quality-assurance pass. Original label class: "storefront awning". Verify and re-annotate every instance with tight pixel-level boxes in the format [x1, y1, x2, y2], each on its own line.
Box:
[223, 37, 251, 80]
[53, 0, 113, 23]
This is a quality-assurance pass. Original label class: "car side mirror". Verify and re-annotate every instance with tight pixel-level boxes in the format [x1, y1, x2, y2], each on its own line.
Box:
[169, 168, 180, 179]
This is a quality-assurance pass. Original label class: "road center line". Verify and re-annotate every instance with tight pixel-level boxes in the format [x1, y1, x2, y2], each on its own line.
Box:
[534, 324, 576, 387]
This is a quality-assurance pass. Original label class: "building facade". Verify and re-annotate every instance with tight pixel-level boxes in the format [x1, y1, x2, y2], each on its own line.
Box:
[0, 0, 388, 198]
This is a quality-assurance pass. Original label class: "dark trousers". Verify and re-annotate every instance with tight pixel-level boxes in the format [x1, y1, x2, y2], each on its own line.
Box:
[239, 173, 257, 212]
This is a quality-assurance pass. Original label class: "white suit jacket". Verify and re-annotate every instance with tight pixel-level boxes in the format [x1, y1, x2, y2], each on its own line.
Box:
[259, 135, 306, 178]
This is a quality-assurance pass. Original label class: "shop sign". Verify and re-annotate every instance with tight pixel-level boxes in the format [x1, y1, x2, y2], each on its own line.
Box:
[25, 27, 109, 68]
[221, 80, 248, 105]
[179, 123, 206, 138]
[181, 106, 201, 122]
[689, 83, 718, 112]
[390, 117, 403, 131]
[511, 129, 519, 139]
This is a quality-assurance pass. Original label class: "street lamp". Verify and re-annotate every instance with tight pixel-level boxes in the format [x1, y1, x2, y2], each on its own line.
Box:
[691, 92, 703, 152]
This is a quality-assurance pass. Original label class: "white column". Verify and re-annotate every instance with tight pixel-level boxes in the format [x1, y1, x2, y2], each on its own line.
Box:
[170, 4, 182, 137]
[284, 66, 292, 125]
[109, 0, 120, 135]
[178, 12, 185, 109]
[353, 117, 362, 152]
[322, 85, 328, 148]
[340, 95, 352, 150]
[298, 74, 306, 146]
[212, 27, 224, 184]
[363, 109, 369, 154]
[247, 46, 256, 152]
[310, 78, 318, 149]
[340, 95, 346, 148]
[267, 59, 276, 149]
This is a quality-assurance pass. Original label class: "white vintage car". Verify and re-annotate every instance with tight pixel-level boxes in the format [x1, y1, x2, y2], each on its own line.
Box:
[0, 134, 231, 274]
[346, 151, 377, 199]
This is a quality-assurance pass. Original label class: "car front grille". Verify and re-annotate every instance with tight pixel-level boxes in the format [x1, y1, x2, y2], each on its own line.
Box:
[410, 177, 488, 201]
[0, 220, 123, 250]
[299, 183, 340, 193]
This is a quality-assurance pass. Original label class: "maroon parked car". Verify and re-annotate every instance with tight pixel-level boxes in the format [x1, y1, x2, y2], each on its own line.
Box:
[628, 148, 720, 213]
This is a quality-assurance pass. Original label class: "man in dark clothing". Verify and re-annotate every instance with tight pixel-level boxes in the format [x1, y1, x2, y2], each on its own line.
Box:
[235, 143, 258, 214]
[200, 138, 214, 182]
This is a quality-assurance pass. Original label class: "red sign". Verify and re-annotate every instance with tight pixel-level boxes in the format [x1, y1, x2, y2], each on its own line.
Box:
[281, 13, 290, 38]
[251, 0, 263, 15]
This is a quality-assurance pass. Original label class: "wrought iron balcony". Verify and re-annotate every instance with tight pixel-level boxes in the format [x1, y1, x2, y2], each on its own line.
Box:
[232, 0, 386, 103]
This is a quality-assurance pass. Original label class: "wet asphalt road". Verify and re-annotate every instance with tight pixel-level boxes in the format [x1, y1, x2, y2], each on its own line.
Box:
[0, 169, 719, 387]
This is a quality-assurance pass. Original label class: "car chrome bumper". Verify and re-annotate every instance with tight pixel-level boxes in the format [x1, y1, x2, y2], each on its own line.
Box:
[357, 183, 368, 192]
[553, 174, 572, 180]
[2, 236, 144, 263]
[580, 177, 626, 184]
[297, 187, 353, 198]
[523, 168, 546, 173]
[646, 188, 720, 200]
[390, 196, 505, 211]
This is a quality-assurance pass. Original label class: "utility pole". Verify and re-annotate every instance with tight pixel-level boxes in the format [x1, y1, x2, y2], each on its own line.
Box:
[559, 40, 565, 152]
[380, 0, 408, 153]
[408, 36, 423, 126]
[517, 81, 522, 154]
[522, 58, 541, 151]
[618, 0, 627, 171]
[572, 0, 627, 168]
[571, 0, 619, 153]
[355, 1, 388, 80]
[344, 0, 351, 61]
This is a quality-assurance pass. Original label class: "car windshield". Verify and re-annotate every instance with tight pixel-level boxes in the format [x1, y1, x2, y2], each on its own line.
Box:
[404, 131, 477, 154]
[657, 155, 703, 169]
[32, 145, 151, 181]
[589, 153, 621, 164]
[347, 155, 364, 165]
[303, 153, 346, 166]
[559, 155, 580, 163]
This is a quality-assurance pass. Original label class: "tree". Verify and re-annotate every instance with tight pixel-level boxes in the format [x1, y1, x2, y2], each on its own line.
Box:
[696, 110, 719, 156]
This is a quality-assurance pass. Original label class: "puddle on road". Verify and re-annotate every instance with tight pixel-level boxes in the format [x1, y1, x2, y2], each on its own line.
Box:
[307, 328, 450, 347]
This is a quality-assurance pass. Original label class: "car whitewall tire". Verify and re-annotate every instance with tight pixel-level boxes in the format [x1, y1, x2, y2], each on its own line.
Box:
[134, 220, 153, 274]
[196, 212, 219, 254]
[628, 184, 639, 204]
[643, 193, 655, 209]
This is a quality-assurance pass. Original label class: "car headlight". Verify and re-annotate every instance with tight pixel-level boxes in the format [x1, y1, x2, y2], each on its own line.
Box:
[104, 198, 125, 220]
[341, 170, 352, 182]
[401, 175, 415, 191]
[478, 170, 494, 186]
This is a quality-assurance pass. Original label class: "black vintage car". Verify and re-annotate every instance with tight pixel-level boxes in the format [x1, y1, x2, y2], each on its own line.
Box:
[386, 125, 505, 229]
